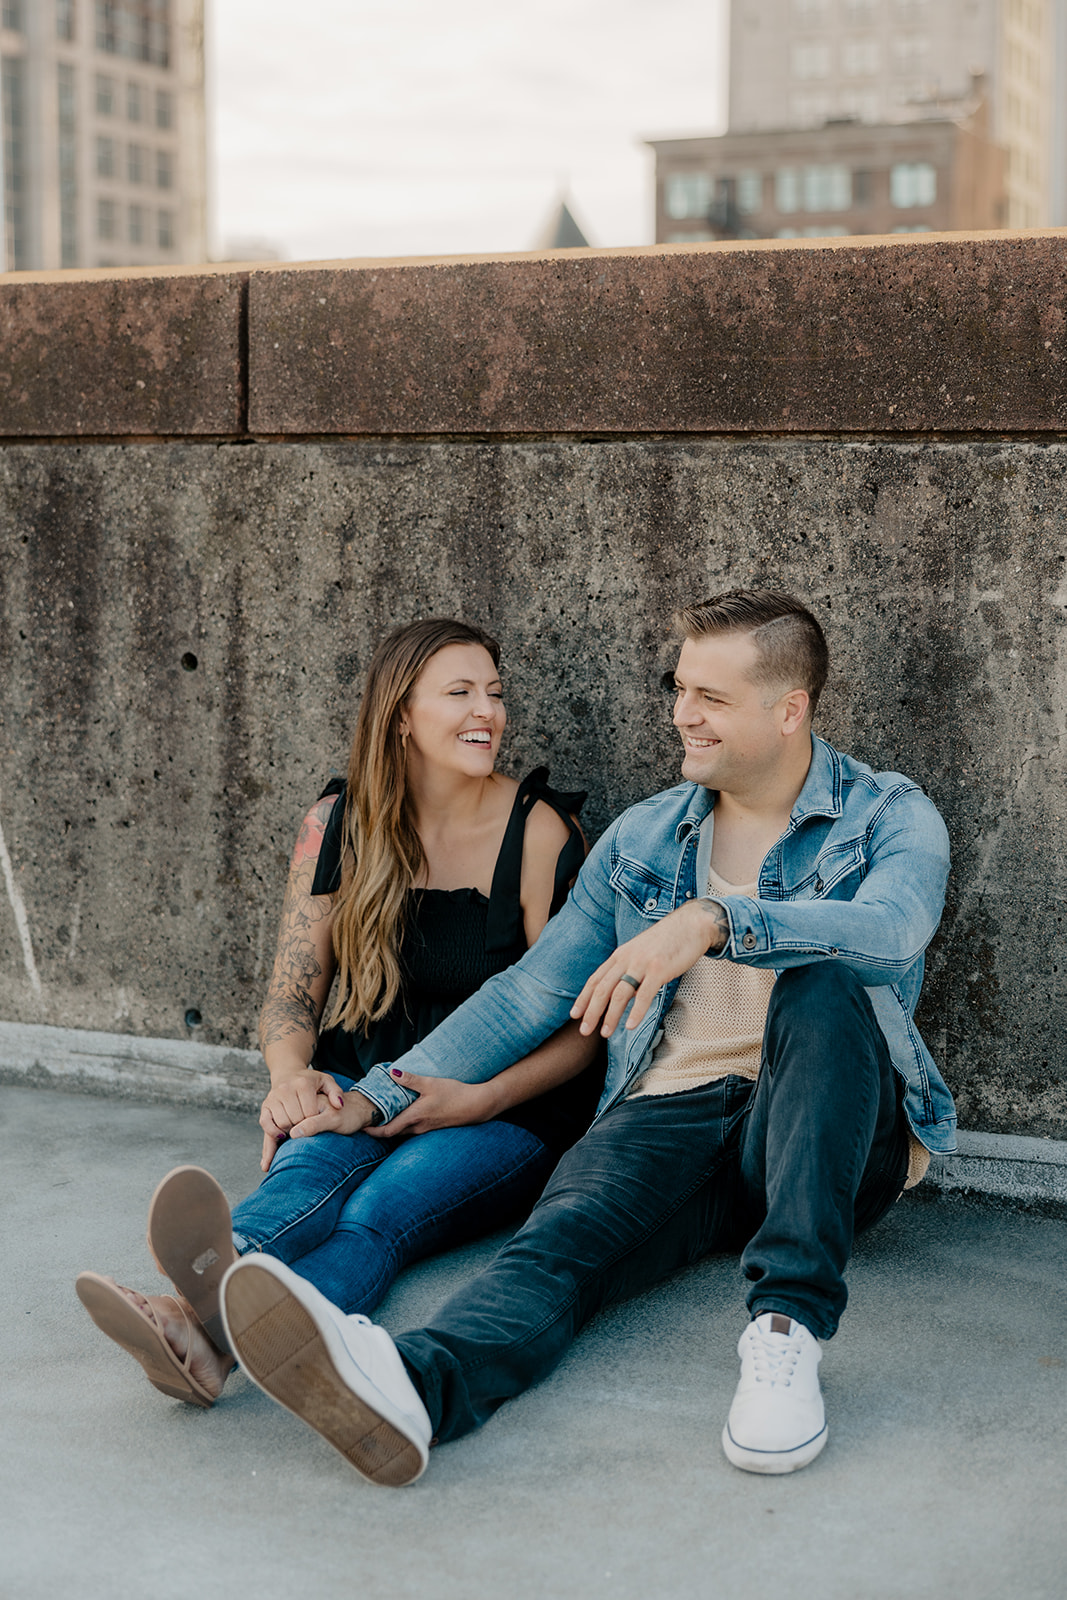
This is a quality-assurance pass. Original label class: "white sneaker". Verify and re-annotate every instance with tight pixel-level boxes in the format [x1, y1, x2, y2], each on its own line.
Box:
[722, 1312, 828, 1474]
[220, 1255, 432, 1486]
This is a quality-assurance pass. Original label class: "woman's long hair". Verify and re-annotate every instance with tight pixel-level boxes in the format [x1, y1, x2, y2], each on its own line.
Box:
[323, 617, 502, 1034]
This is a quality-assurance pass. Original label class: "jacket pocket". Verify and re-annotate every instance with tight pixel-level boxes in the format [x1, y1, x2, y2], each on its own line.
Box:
[805, 840, 867, 898]
[609, 855, 676, 921]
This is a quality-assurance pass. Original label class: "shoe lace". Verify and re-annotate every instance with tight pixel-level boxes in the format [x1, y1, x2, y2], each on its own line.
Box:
[747, 1326, 804, 1387]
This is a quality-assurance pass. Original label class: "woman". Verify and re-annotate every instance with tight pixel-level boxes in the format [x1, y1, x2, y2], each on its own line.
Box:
[77, 618, 601, 1407]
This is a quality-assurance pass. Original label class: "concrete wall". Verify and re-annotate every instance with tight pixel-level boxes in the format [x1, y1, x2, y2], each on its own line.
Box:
[2, 234, 1066, 1139]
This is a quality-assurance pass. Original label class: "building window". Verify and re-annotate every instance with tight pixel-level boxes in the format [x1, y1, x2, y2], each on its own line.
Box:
[736, 172, 763, 214]
[57, 0, 76, 39]
[892, 34, 929, 74]
[802, 223, 849, 236]
[97, 196, 118, 239]
[839, 89, 880, 121]
[126, 79, 142, 120]
[892, 0, 930, 14]
[95, 1, 170, 68]
[804, 164, 851, 210]
[890, 161, 936, 207]
[664, 171, 712, 220]
[853, 169, 873, 205]
[844, 0, 876, 19]
[842, 39, 879, 76]
[891, 222, 932, 233]
[96, 73, 115, 114]
[128, 202, 144, 243]
[155, 87, 172, 129]
[95, 134, 116, 177]
[127, 141, 145, 182]
[2, 2, 22, 29]
[775, 169, 802, 213]
[791, 0, 829, 20]
[155, 148, 173, 189]
[791, 91, 833, 124]
[58, 63, 79, 266]
[2, 54, 27, 269]
[792, 41, 831, 79]
[157, 207, 173, 248]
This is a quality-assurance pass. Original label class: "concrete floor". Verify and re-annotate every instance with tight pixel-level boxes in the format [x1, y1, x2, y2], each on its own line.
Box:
[2, 1082, 1066, 1600]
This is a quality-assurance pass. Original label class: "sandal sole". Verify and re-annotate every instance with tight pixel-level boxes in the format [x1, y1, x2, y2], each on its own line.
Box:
[147, 1166, 235, 1351]
[75, 1272, 214, 1408]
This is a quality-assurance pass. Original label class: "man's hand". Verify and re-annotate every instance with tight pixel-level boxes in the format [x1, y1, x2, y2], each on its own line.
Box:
[259, 1068, 346, 1170]
[366, 1070, 498, 1139]
[571, 898, 730, 1038]
[286, 1088, 378, 1145]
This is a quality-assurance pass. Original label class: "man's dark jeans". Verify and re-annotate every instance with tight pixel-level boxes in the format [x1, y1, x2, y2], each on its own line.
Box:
[396, 963, 910, 1443]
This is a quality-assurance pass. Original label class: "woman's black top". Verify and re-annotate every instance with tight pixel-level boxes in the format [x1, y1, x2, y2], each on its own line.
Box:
[309, 768, 604, 1157]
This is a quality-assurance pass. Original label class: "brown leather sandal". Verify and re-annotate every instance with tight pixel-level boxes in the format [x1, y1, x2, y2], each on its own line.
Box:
[75, 1273, 217, 1408]
[146, 1166, 236, 1354]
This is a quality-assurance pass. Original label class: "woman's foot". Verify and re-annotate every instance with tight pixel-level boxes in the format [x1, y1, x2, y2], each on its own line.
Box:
[75, 1272, 232, 1406]
[146, 1167, 236, 1353]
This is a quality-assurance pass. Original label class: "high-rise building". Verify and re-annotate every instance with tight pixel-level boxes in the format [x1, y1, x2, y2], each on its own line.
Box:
[727, 0, 1058, 227]
[1, 0, 206, 272]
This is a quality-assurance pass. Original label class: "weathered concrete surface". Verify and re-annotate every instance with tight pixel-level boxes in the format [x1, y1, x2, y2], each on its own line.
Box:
[0, 437, 1065, 1137]
[248, 235, 1067, 437]
[0, 273, 246, 437]
[4, 1084, 1066, 1600]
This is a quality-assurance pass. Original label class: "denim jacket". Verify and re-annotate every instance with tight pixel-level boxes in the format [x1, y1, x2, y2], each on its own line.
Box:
[359, 736, 956, 1153]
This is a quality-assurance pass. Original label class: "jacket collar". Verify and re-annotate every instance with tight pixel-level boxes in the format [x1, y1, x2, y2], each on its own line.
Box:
[674, 734, 843, 843]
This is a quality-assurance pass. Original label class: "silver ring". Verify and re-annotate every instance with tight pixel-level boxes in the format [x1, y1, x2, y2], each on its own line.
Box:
[618, 973, 641, 990]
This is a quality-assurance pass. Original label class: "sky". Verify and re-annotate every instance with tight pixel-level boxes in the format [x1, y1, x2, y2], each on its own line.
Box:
[208, 0, 728, 262]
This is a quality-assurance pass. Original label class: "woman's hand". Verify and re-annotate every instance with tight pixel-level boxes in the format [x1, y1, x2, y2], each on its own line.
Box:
[286, 1087, 379, 1144]
[259, 1069, 345, 1171]
[367, 1070, 500, 1138]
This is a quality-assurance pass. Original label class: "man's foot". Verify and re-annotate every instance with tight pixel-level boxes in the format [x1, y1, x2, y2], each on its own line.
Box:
[75, 1274, 233, 1405]
[220, 1256, 431, 1487]
[722, 1312, 827, 1474]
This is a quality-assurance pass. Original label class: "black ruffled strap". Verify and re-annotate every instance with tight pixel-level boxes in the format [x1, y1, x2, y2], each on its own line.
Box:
[310, 777, 347, 896]
[485, 767, 587, 955]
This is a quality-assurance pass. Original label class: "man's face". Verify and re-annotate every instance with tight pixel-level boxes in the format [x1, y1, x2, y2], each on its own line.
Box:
[671, 632, 796, 794]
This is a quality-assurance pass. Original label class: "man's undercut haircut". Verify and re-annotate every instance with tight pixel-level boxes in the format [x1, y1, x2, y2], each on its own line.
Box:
[678, 589, 829, 716]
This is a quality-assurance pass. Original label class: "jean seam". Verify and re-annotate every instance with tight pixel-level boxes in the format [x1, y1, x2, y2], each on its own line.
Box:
[235, 1149, 389, 1253]
[336, 1138, 553, 1261]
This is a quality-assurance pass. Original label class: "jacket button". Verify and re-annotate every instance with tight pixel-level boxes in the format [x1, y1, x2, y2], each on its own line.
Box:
[685, 890, 695, 899]
[645, 897, 658, 910]
[742, 932, 757, 950]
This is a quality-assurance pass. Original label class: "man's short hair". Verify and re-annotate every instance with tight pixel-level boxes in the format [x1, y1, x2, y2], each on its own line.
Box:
[677, 590, 829, 716]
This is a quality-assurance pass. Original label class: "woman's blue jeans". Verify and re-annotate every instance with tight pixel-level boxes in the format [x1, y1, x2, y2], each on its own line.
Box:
[230, 1077, 556, 1316]
[396, 964, 911, 1443]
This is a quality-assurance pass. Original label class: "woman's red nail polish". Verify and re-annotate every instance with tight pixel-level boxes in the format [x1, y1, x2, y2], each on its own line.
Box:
[390, 1067, 403, 1078]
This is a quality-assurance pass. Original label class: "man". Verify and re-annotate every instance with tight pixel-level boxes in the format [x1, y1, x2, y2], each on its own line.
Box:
[220, 589, 954, 1485]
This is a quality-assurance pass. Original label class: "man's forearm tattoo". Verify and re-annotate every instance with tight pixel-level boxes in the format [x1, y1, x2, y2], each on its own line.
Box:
[703, 898, 730, 953]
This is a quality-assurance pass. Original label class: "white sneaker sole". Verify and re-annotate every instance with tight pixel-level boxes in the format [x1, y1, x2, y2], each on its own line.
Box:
[222, 1260, 428, 1487]
[721, 1420, 828, 1475]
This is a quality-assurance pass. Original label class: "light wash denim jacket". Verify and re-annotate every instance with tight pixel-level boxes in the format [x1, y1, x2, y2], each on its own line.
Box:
[359, 736, 956, 1153]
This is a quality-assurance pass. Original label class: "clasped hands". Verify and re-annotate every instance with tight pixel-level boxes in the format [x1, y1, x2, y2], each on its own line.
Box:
[259, 1065, 499, 1170]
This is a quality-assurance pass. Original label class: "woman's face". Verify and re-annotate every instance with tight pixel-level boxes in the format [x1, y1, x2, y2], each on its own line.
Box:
[401, 642, 506, 779]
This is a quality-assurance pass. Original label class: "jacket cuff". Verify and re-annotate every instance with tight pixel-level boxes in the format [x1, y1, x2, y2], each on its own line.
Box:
[357, 1062, 417, 1123]
[710, 895, 771, 957]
